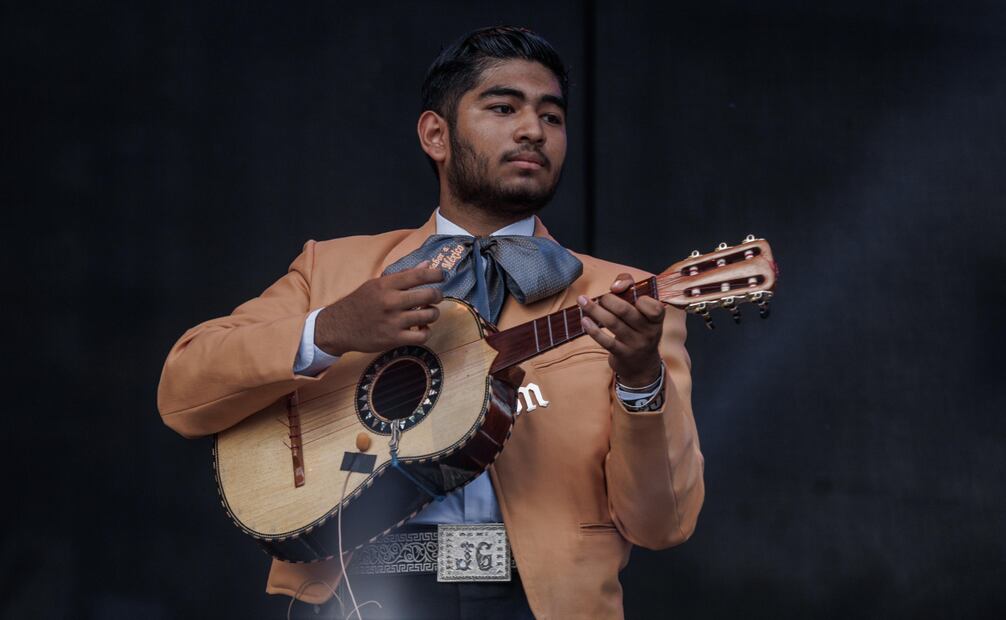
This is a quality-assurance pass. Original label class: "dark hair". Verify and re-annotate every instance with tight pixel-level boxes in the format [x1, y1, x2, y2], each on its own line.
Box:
[420, 26, 569, 175]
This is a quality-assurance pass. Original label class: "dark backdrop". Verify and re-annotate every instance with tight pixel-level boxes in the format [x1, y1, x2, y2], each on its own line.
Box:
[3, 1, 1004, 618]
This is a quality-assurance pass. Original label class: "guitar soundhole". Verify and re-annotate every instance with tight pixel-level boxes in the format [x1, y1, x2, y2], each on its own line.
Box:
[356, 345, 443, 435]
[372, 359, 427, 421]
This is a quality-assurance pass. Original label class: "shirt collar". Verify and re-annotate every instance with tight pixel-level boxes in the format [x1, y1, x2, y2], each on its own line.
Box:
[435, 207, 536, 237]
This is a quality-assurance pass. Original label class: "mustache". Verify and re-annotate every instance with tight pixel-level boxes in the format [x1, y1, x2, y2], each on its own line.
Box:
[501, 146, 551, 169]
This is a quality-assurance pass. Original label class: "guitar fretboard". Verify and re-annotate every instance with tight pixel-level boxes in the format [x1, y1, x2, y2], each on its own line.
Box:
[487, 276, 658, 373]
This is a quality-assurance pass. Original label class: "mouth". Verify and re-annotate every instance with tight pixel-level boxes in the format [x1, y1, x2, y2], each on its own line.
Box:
[505, 152, 548, 170]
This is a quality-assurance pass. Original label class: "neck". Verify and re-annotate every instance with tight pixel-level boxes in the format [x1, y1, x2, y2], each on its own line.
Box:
[438, 195, 535, 238]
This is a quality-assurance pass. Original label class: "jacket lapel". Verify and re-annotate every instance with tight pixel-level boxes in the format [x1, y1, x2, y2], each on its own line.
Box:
[376, 212, 439, 276]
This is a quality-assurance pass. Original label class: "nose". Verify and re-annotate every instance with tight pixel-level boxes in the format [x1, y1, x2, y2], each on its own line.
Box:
[514, 109, 545, 144]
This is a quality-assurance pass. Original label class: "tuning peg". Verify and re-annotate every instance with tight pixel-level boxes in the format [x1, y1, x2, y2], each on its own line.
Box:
[743, 234, 756, 243]
[722, 296, 741, 324]
[689, 250, 700, 258]
[716, 242, 729, 251]
[691, 302, 715, 330]
[758, 299, 771, 319]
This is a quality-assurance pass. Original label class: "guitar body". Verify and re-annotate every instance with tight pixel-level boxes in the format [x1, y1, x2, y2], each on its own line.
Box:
[213, 298, 520, 563]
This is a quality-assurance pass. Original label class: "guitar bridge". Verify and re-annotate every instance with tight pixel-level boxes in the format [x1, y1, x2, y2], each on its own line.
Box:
[287, 392, 306, 487]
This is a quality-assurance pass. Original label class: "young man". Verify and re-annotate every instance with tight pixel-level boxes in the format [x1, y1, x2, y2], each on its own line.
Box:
[158, 26, 704, 619]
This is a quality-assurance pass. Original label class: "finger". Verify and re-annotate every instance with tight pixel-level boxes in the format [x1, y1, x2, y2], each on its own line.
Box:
[610, 273, 635, 293]
[397, 325, 431, 345]
[396, 286, 444, 309]
[635, 296, 666, 323]
[580, 315, 621, 352]
[384, 262, 446, 290]
[578, 296, 634, 341]
[597, 293, 651, 333]
[397, 306, 440, 328]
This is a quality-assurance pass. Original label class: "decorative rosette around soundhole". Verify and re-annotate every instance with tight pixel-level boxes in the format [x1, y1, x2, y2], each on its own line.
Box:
[356, 346, 443, 435]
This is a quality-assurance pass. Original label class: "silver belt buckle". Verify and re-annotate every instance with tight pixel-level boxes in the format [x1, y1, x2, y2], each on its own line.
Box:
[436, 523, 511, 582]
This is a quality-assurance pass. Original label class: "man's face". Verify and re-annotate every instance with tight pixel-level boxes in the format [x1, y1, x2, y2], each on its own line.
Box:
[445, 59, 567, 218]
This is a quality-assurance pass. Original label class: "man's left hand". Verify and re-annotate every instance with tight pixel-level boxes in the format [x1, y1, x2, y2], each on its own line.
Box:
[578, 273, 665, 387]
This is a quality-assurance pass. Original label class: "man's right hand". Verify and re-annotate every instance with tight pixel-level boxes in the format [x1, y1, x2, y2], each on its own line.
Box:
[314, 261, 445, 356]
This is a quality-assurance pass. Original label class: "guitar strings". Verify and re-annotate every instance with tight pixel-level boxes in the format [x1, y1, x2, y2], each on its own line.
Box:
[286, 370, 442, 434]
[291, 370, 451, 436]
[293, 349, 500, 444]
[288, 278, 671, 419]
[285, 343, 492, 434]
[288, 419, 359, 449]
[290, 300, 709, 446]
[291, 271, 726, 413]
[285, 277, 718, 444]
[295, 368, 480, 444]
[293, 365, 474, 444]
[285, 335, 490, 413]
[289, 290, 650, 441]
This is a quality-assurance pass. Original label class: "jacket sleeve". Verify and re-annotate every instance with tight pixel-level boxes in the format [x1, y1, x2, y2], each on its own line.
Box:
[157, 240, 330, 438]
[604, 307, 705, 549]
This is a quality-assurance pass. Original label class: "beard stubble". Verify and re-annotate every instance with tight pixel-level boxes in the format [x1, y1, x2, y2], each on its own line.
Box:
[445, 128, 561, 220]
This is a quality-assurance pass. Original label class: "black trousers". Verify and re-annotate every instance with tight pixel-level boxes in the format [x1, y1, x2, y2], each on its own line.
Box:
[295, 572, 535, 620]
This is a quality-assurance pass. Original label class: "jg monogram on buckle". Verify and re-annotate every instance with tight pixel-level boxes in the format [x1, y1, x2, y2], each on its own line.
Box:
[437, 523, 511, 582]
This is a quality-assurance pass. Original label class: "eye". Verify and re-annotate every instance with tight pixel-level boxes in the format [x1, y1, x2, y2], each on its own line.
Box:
[542, 113, 564, 126]
[489, 103, 514, 114]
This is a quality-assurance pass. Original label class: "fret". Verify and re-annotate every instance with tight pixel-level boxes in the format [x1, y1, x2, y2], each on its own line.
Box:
[487, 276, 660, 375]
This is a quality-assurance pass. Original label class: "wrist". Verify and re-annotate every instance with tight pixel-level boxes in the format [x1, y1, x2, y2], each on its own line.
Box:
[616, 361, 666, 412]
[615, 360, 663, 389]
[315, 306, 349, 356]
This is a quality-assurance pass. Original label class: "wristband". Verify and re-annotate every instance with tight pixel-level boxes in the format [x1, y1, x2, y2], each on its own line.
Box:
[616, 362, 665, 412]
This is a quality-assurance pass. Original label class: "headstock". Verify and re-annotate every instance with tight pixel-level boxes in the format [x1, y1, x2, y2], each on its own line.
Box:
[657, 235, 779, 330]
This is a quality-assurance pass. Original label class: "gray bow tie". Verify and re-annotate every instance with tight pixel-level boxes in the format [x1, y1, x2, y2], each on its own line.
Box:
[383, 234, 583, 323]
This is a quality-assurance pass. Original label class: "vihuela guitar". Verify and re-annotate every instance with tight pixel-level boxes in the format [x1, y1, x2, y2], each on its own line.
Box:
[213, 236, 778, 562]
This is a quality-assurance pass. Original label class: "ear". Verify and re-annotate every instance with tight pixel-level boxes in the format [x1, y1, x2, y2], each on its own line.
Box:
[417, 110, 449, 165]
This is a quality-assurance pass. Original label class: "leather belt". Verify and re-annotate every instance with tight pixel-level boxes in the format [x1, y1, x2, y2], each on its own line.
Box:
[348, 523, 515, 582]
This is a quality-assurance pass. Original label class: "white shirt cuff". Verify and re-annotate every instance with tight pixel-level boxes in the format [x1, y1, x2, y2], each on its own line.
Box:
[293, 308, 340, 376]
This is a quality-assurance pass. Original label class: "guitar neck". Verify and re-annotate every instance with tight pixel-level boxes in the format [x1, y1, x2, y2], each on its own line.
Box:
[485, 236, 778, 372]
[486, 276, 659, 374]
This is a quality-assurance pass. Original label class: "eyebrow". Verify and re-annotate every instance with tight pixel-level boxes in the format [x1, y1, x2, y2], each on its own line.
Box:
[477, 86, 567, 111]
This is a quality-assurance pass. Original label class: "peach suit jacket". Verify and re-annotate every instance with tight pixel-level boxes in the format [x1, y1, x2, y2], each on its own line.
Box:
[157, 213, 705, 619]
